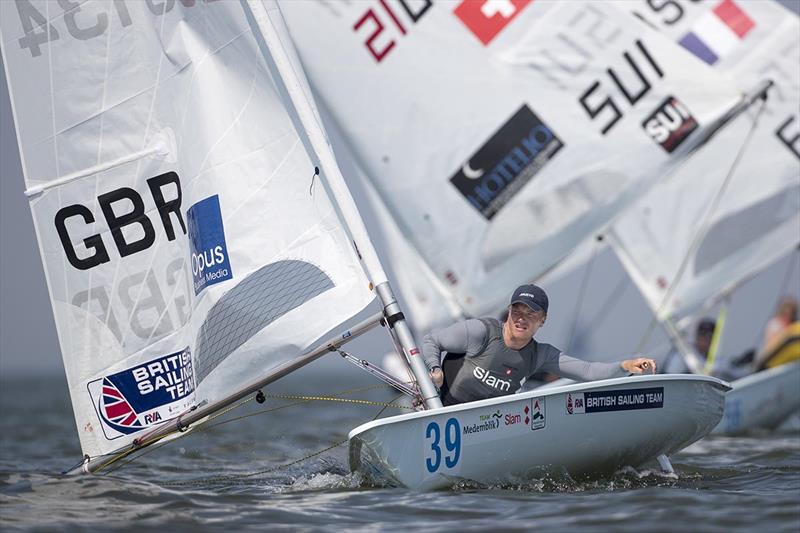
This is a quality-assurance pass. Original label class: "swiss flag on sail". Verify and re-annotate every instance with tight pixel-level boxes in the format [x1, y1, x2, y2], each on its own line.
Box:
[454, 0, 532, 46]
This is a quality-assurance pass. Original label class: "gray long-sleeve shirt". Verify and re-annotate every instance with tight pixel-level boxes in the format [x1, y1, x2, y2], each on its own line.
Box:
[422, 318, 627, 403]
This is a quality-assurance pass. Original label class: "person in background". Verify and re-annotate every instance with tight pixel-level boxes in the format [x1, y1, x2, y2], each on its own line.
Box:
[762, 296, 798, 351]
[753, 296, 800, 371]
[661, 319, 715, 374]
[422, 284, 656, 406]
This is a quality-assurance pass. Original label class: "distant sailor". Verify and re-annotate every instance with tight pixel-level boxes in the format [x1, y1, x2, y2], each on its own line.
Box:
[422, 284, 656, 406]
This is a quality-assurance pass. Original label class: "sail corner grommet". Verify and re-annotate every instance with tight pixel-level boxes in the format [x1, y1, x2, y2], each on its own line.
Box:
[255, 390, 266, 404]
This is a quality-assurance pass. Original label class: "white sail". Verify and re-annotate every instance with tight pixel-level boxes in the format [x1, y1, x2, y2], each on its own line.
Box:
[355, 162, 464, 331]
[281, 0, 745, 330]
[609, 0, 800, 319]
[0, 0, 375, 459]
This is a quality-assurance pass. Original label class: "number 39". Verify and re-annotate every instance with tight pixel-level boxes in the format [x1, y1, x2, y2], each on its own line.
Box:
[425, 418, 460, 473]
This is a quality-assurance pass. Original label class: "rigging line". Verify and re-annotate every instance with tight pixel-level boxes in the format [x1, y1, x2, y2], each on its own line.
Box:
[583, 272, 630, 330]
[565, 236, 603, 354]
[752, 248, 800, 348]
[95, 383, 396, 474]
[160, 392, 406, 488]
[635, 97, 770, 354]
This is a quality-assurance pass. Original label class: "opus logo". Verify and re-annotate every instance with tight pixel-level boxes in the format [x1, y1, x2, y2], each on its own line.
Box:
[642, 96, 698, 153]
[187, 195, 233, 295]
[450, 104, 564, 220]
[454, 0, 532, 46]
[87, 349, 196, 440]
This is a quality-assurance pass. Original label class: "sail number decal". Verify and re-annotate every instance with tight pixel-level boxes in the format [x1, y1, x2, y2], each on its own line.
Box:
[579, 39, 664, 136]
[55, 172, 186, 271]
[425, 417, 461, 473]
[353, 0, 432, 63]
[12, 0, 216, 58]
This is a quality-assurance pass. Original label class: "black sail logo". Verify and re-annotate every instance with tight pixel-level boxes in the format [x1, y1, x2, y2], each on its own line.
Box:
[449, 105, 564, 220]
[642, 96, 698, 153]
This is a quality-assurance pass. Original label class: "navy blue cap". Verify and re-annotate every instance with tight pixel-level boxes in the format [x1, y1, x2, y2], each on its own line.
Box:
[510, 284, 548, 314]
[696, 319, 716, 336]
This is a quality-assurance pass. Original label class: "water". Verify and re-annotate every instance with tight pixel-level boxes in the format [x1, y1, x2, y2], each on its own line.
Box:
[1, 375, 798, 532]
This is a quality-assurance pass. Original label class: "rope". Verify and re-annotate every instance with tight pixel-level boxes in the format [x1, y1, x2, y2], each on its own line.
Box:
[635, 96, 768, 353]
[583, 272, 629, 330]
[160, 392, 407, 488]
[86, 383, 404, 475]
[752, 249, 800, 348]
[566, 236, 603, 353]
[161, 437, 351, 488]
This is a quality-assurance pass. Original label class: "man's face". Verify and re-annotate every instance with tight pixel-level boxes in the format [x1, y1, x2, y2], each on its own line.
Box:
[506, 303, 545, 344]
[696, 332, 712, 357]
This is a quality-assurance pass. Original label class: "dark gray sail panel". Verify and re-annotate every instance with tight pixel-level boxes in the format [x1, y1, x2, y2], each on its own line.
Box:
[195, 259, 334, 382]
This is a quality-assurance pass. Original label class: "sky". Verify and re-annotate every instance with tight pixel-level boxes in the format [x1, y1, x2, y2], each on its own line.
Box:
[1, 0, 799, 379]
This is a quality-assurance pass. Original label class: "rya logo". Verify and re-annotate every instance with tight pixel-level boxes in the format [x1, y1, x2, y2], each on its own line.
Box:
[642, 96, 698, 153]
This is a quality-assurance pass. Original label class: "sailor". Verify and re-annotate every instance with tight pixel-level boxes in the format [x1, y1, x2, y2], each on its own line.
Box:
[422, 284, 656, 406]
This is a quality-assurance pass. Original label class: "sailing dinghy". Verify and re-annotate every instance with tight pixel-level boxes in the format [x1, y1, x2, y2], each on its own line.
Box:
[610, 0, 800, 435]
[712, 362, 799, 435]
[0, 0, 735, 486]
[350, 375, 730, 490]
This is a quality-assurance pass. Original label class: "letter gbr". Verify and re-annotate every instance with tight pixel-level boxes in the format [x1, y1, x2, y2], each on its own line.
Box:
[54, 172, 186, 270]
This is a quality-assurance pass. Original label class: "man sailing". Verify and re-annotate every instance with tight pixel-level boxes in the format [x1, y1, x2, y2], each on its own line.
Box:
[422, 284, 657, 406]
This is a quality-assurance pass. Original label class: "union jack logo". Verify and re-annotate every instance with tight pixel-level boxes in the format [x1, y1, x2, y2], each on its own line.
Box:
[99, 378, 142, 433]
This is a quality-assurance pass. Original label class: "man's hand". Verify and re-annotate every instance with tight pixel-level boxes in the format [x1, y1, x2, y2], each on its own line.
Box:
[621, 357, 657, 374]
[430, 367, 444, 388]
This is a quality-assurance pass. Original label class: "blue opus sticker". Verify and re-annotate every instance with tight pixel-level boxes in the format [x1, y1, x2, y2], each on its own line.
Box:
[187, 195, 233, 295]
[87, 349, 196, 440]
[566, 387, 664, 414]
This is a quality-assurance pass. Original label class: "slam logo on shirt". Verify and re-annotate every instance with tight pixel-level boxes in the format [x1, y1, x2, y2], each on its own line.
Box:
[642, 96, 698, 153]
[187, 195, 233, 295]
[87, 349, 196, 440]
[449, 104, 564, 220]
[453, 0, 532, 46]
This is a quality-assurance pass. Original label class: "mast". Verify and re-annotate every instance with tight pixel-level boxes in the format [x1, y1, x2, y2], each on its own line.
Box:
[241, 0, 442, 409]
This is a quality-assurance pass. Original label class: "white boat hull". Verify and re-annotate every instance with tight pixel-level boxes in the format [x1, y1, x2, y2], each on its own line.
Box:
[712, 362, 800, 435]
[349, 375, 729, 490]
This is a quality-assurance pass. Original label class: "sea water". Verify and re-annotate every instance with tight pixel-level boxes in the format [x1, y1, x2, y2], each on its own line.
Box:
[1, 375, 798, 532]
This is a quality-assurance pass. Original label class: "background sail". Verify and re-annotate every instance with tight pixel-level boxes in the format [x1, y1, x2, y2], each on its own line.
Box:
[282, 0, 743, 331]
[1, 0, 373, 458]
[609, 0, 800, 320]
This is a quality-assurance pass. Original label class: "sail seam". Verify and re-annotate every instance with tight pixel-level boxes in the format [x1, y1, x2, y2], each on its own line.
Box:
[24, 146, 166, 197]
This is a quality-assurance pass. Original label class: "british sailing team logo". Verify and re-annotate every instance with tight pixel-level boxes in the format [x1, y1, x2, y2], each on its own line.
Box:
[449, 104, 564, 220]
[88, 349, 196, 440]
[99, 378, 144, 433]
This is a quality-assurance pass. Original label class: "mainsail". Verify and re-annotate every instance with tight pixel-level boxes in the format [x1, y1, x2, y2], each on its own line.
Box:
[281, 0, 749, 332]
[609, 0, 800, 321]
[0, 0, 430, 467]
